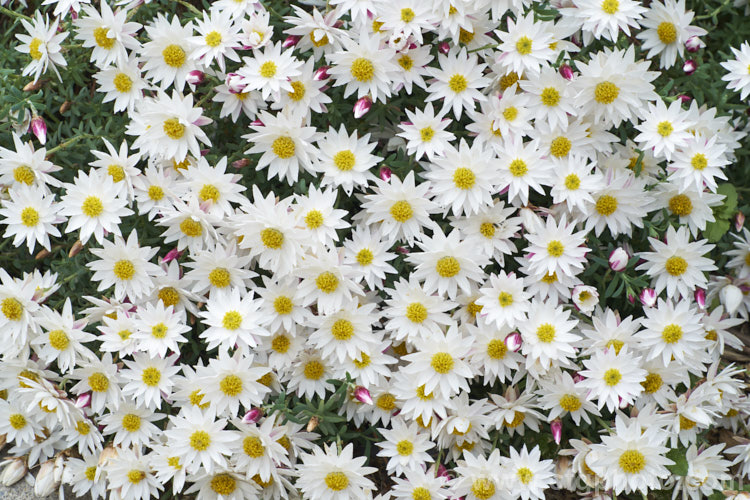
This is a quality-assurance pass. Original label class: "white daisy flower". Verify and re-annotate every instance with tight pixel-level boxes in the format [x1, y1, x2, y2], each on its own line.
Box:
[561, 0, 646, 42]
[189, 8, 241, 73]
[0, 184, 62, 253]
[199, 287, 270, 352]
[425, 47, 490, 119]
[519, 66, 577, 130]
[296, 443, 377, 500]
[519, 299, 581, 373]
[157, 198, 221, 254]
[15, 12, 69, 82]
[397, 103, 455, 161]
[466, 322, 523, 386]
[502, 445, 555, 500]
[286, 349, 338, 399]
[88, 139, 141, 201]
[105, 447, 163, 500]
[283, 5, 345, 59]
[392, 43, 433, 95]
[636, 0, 707, 69]
[667, 133, 729, 193]
[476, 271, 531, 329]
[585, 168, 650, 237]
[73, 1, 141, 69]
[0, 133, 61, 191]
[121, 352, 181, 410]
[182, 157, 247, 217]
[232, 416, 291, 482]
[634, 98, 696, 161]
[293, 185, 350, 247]
[494, 13, 555, 77]
[296, 248, 364, 315]
[721, 41, 750, 100]
[579, 347, 647, 411]
[199, 350, 270, 417]
[270, 57, 332, 116]
[100, 402, 164, 448]
[164, 406, 236, 474]
[342, 225, 398, 291]
[30, 299, 95, 374]
[453, 449, 506, 500]
[140, 14, 196, 91]
[497, 137, 551, 206]
[376, 418, 435, 476]
[132, 301, 190, 357]
[309, 302, 379, 363]
[449, 200, 522, 266]
[315, 125, 380, 195]
[651, 181, 723, 237]
[537, 370, 600, 425]
[523, 214, 589, 278]
[184, 468, 260, 500]
[638, 298, 709, 367]
[383, 275, 456, 343]
[69, 352, 122, 414]
[238, 41, 303, 100]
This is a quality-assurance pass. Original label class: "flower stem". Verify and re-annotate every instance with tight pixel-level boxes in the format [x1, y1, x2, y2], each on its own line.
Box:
[0, 5, 32, 21]
[45, 133, 97, 157]
[175, 0, 202, 16]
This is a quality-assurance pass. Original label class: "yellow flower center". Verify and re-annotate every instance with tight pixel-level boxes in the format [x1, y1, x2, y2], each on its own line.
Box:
[542, 272, 558, 284]
[400, 7, 415, 22]
[541, 87, 561, 107]
[122, 413, 141, 432]
[260, 228, 284, 249]
[604, 368, 622, 386]
[416, 385, 432, 400]
[106, 164, 125, 183]
[547, 240, 564, 257]
[148, 185, 164, 201]
[272, 137, 295, 159]
[618, 449, 646, 474]
[503, 106, 518, 122]
[595, 195, 618, 216]
[288, 80, 306, 101]
[9, 413, 26, 429]
[273, 296, 293, 315]
[243, 436, 265, 457]
[189, 389, 208, 408]
[20, 207, 39, 227]
[208, 267, 231, 288]
[601, 0, 619, 14]
[85, 466, 97, 481]
[509, 159, 528, 177]
[180, 218, 203, 237]
[113, 73, 133, 93]
[641, 373, 662, 393]
[661, 324, 683, 344]
[309, 31, 329, 47]
[406, 302, 428, 323]
[679, 415, 696, 430]
[190, 430, 212, 451]
[657, 22, 677, 44]
[536, 323, 556, 342]
[515, 36, 533, 55]
[205, 31, 222, 47]
[271, 334, 291, 353]
[550, 136, 572, 157]
[453, 167, 476, 190]
[353, 352, 370, 368]
[210, 474, 236, 495]
[219, 374, 243, 396]
[93, 27, 115, 49]
[412, 487, 431, 500]
[167, 457, 181, 469]
[471, 478, 496, 499]
[331, 319, 354, 340]
[467, 300, 483, 316]
[162, 44, 186, 68]
[304, 210, 324, 229]
[668, 194, 693, 216]
[665, 256, 688, 276]
[315, 271, 339, 293]
[2, 297, 23, 321]
[304, 360, 324, 380]
[29, 38, 43, 60]
[325, 472, 349, 491]
[376, 393, 396, 411]
[559, 393, 582, 412]
[419, 126, 435, 142]
[691, 153, 708, 170]
[158, 287, 180, 308]
[259, 61, 277, 78]
[390, 200, 413, 223]
[141, 367, 161, 387]
[356, 248, 373, 266]
[333, 150, 356, 171]
[222, 311, 242, 330]
[435, 256, 460, 278]
[448, 74, 468, 93]
[48, 329, 69, 350]
[398, 54, 413, 70]
[500, 72, 520, 91]
[13, 165, 35, 185]
[498, 291, 514, 307]
[81, 196, 104, 217]
[198, 184, 219, 203]
[127, 470, 145, 484]
[486, 339, 507, 359]
[163, 118, 185, 140]
[594, 81, 619, 104]
[517, 467, 534, 485]
[88, 372, 109, 392]
[657, 121, 674, 137]
[430, 352, 454, 374]
[113, 260, 135, 281]
[396, 439, 414, 455]
[151, 322, 168, 339]
[564, 173, 581, 190]
[350, 58, 375, 82]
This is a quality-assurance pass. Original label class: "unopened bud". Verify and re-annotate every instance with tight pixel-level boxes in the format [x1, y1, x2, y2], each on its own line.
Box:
[437, 463, 450, 479]
[226, 73, 246, 94]
[30, 116, 47, 144]
[0, 458, 27, 486]
[98, 445, 119, 467]
[59, 101, 71, 114]
[694, 288, 706, 309]
[551, 419, 562, 444]
[720, 284, 744, 315]
[438, 41, 450, 54]
[306, 415, 319, 432]
[250, 119, 264, 127]
[23, 80, 43, 92]
[282, 35, 300, 48]
[559, 64, 574, 80]
[232, 158, 250, 169]
[353, 96, 372, 119]
[505, 331, 522, 352]
[379, 166, 392, 181]
[186, 70, 205, 86]
[640, 288, 657, 308]
[678, 94, 692, 104]
[242, 408, 263, 424]
[735, 212, 745, 231]
[68, 240, 83, 258]
[313, 65, 330, 81]
[75, 392, 92, 409]
[34, 459, 61, 497]
[683, 59, 697, 75]
[354, 386, 373, 405]
[608, 247, 629, 271]
[35, 248, 51, 260]
[685, 36, 704, 53]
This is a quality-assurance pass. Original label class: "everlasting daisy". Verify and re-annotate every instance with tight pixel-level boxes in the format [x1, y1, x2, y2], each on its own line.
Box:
[94, 57, 148, 113]
[315, 125, 380, 195]
[392, 43, 433, 95]
[199, 287, 270, 352]
[342, 225, 398, 291]
[453, 449, 506, 500]
[382, 276, 456, 343]
[449, 200, 522, 266]
[182, 157, 247, 217]
[121, 352, 181, 410]
[561, 0, 646, 42]
[721, 41, 750, 100]
[476, 271, 531, 329]
[497, 137, 551, 206]
[425, 48, 490, 119]
[636, 225, 717, 299]
[0, 184, 62, 253]
[30, 298, 95, 374]
[199, 350, 270, 417]
[585, 168, 650, 237]
[537, 370, 600, 425]
[376, 418, 435, 476]
[232, 416, 291, 482]
[140, 14, 196, 91]
[188, 8, 241, 73]
[0, 133, 61, 191]
[579, 347, 647, 411]
[667, 133, 729, 193]
[397, 103, 455, 161]
[15, 12, 69, 82]
[284, 5, 345, 60]
[634, 99, 696, 161]
[519, 299, 581, 373]
[296, 443, 377, 500]
[238, 42, 303, 100]
[309, 302, 379, 363]
[636, 0, 707, 69]
[73, 2, 141, 69]
[503, 445, 555, 500]
[106, 448, 163, 500]
[524, 214, 589, 278]
[165, 407, 236, 474]
[494, 13, 555, 76]
[638, 298, 708, 367]
[132, 301, 191, 357]
[69, 353, 122, 414]
[466, 322, 523, 385]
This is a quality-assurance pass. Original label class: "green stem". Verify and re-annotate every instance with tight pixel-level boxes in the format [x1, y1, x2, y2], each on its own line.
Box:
[0, 5, 32, 21]
[468, 42, 498, 53]
[45, 133, 96, 156]
[695, 0, 732, 19]
[175, 0, 202, 16]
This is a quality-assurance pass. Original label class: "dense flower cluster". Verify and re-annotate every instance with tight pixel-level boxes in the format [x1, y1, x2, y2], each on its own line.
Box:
[1, 0, 750, 499]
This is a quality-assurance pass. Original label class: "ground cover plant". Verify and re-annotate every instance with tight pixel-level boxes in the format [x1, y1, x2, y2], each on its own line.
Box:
[2, 0, 750, 498]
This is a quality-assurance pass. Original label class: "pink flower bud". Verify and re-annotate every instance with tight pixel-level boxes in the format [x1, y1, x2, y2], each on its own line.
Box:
[395, 246, 410, 255]
[75, 393, 92, 409]
[313, 66, 330, 81]
[282, 35, 300, 48]
[720, 284, 744, 315]
[226, 73, 246, 94]
[505, 331, 522, 352]
[379, 166, 392, 181]
[437, 463, 450, 479]
[551, 419, 562, 444]
[694, 288, 706, 309]
[735, 211, 745, 231]
[232, 158, 250, 169]
[683, 59, 697, 75]
[242, 408, 263, 424]
[640, 288, 657, 308]
[354, 386, 373, 405]
[685, 36, 704, 53]
[438, 42, 450, 55]
[678, 94, 692, 104]
[559, 64, 574, 80]
[161, 248, 183, 263]
[608, 247, 629, 271]
[250, 119, 265, 127]
[627, 293, 636, 304]
[30, 116, 47, 144]
[186, 70, 205, 85]
[353, 95, 372, 119]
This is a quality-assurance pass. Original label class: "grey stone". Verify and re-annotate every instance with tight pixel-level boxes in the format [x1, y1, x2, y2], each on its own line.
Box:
[0, 480, 81, 500]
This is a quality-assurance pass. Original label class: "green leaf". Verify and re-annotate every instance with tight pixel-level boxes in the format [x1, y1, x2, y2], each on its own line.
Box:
[665, 448, 689, 476]
[704, 218, 730, 243]
[716, 182, 738, 215]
